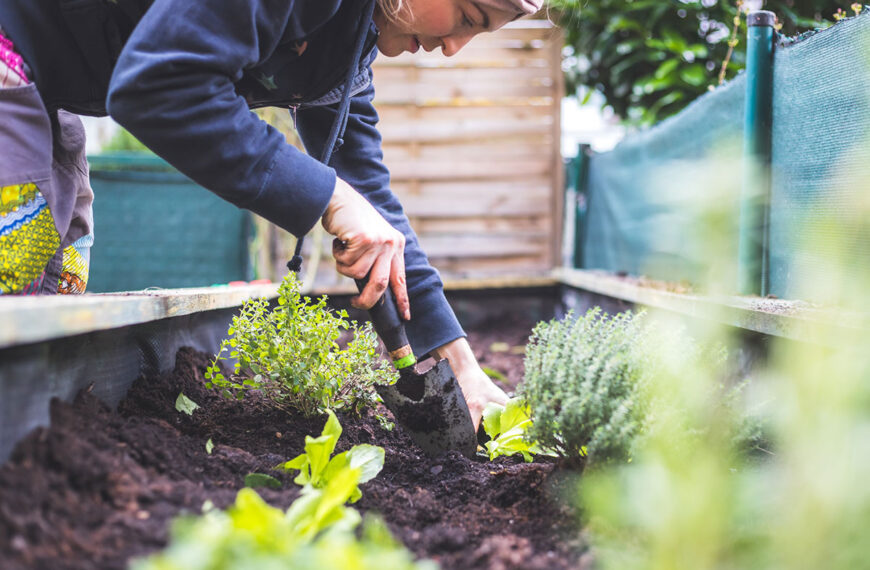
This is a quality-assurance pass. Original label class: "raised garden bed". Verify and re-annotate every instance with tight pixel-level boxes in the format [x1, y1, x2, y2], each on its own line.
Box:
[0, 313, 587, 570]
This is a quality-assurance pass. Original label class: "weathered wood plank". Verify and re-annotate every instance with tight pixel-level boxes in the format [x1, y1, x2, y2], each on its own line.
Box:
[413, 216, 550, 235]
[556, 268, 870, 347]
[0, 284, 278, 348]
[418, 235, 548, 258]
[378, 120, 553, 144]
[376, 104, 553, 123]
[383, 143, 553, 162]
[373, 96, 555, 108]
[387, 157, 553, 181]
[375, 83, 553, 104]
[373, 66, 550, 83]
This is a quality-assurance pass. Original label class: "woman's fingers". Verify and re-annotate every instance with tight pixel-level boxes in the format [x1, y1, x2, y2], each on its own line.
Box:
[354, 253, 391, 310]
[324, 180, 410, 318]
[389, 249, 410, 320]
[337, 245, 408, 315]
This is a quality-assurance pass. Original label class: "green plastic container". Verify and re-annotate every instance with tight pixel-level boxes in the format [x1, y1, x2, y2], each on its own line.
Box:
[87, 152, 254, 292]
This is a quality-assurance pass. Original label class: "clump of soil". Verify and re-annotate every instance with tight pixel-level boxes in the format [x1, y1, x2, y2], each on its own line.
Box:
[0, 321, 586, 570]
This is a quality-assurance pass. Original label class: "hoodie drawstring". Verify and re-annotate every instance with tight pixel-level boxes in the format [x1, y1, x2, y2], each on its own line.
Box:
[288, 0, 377, 274]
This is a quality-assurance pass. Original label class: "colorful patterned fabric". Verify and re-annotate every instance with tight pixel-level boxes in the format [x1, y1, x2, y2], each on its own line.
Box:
[0, 183, 61, 294]
[0, 28, 29, 88]
[58, 235, 91, 294]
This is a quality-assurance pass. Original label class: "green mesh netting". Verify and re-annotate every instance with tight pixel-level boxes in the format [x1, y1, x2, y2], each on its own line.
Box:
[88, 153, 254, 293]
[768, 13, 870, 300]
[580, 12, 870, 299]
[581, 74, 745, 283]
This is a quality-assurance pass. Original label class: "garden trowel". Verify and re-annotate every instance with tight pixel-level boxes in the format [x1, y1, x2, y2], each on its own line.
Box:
[356, 279, 478, 458]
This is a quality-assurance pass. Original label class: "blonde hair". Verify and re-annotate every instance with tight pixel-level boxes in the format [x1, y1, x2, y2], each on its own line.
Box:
[376, 0, 411, 24]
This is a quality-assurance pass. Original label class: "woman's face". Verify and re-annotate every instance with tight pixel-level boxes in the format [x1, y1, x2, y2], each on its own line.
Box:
[374, 0, 519, 57]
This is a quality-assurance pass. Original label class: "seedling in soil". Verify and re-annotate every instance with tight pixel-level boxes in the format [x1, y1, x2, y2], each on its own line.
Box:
[277, 410, 384, 503]
[174, 392, 200, 416]
[205, 273, 396, 418]
[131, 472, 433, 569]
[244, 472, 283, 490]
[481, 397, 550, 462]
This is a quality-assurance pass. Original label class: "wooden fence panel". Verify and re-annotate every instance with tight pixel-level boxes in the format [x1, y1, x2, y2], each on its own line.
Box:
[299, 20, 563, 291]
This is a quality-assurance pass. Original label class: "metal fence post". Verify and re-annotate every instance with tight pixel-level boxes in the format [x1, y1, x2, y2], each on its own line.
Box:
[738, 10, 776, 296]
[572, 144, 591, 269]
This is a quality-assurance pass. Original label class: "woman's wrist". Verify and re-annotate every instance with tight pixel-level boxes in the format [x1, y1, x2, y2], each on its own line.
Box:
[431, 337, 478, 373]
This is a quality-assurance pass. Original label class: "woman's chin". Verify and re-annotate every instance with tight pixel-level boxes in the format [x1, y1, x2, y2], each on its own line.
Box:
[377, 39, 405, 58]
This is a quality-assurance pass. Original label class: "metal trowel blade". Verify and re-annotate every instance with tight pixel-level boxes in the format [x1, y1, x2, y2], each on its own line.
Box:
[376, 359, 478, 458]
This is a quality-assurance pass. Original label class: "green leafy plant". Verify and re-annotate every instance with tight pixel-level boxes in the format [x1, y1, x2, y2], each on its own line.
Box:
[101, 127, 152, 153]
[522, 308, 762, 468]
[244, 473, 282, 490]
[521, 308, 652, 466]
[276, 410, 385, 503]
[551, 0, 854, 125]
[174, 392, 200, 416]
[205, 273, 396, 417]
[130, 473, 435, 570]
[481, 397, 549, 462]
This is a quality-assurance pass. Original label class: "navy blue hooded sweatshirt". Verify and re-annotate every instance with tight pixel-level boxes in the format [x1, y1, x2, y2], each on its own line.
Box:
[0, 0, 465, 356]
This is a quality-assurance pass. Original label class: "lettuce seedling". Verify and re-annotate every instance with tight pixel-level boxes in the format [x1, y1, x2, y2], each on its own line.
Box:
[175, 392, 200, 416]
[481, 397, 549, 462]
[277, 410, 384, 503]
[284, 466, 363, 541]
[131, 482, 435, 570]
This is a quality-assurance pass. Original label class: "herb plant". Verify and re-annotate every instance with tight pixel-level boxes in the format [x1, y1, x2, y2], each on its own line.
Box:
[481, 398, 549, 462]
[521, 308, 651, 466]
[205, 273, 396, 417]
[277, 410, 385, 503]
[522, 308, 762, 468]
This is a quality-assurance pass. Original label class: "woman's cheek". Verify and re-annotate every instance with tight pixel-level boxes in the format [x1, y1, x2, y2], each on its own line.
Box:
[412, 4, 457, 38]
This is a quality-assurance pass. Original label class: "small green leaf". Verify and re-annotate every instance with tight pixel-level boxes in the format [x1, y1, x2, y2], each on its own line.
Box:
[346, 444, 385, 485]
[482, 397, 547, 462]
[679, 63, 707, 86]
[244, 473, 282, 489]
[482, 402, 504, 439]
[205, 438, 214, 454]
[482, 367, 507, 382]
[175, 392, 200, 416]
[277, 454, 311, 485]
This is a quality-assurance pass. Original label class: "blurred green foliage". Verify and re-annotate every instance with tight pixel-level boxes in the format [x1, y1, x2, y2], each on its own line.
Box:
[550, 0, 859, 125]
[131, 486, 436, 570]
[101, 127, 151, 153]
[570, 116, 870, 567]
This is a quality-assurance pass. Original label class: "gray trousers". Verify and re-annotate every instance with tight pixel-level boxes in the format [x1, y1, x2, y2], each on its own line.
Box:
[0, 81, 94, 294]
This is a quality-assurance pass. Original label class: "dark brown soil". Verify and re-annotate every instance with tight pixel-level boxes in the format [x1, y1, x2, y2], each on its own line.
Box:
[465, 313, 537, 394]
[0, 319, 587, 570]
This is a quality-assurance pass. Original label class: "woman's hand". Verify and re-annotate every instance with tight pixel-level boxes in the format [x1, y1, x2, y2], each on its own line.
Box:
[432, 337, 509, 430]
[321, 178, 410, 320]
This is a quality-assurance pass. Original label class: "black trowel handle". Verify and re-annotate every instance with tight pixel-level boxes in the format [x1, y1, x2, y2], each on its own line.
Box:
[355, 278, 417, 370]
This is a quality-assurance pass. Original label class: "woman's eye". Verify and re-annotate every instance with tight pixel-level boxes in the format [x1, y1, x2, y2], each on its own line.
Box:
[462, 13, 475, 28]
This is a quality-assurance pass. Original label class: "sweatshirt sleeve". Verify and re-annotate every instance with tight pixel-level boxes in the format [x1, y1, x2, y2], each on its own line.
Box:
[295, 79, 466, 357]
[106, 0, 335, 237]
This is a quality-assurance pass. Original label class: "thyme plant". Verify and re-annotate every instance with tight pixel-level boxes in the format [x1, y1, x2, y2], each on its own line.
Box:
[521, 308, 651, 466]
[522, 308, 762, 468]
[206, 274, 396, 417]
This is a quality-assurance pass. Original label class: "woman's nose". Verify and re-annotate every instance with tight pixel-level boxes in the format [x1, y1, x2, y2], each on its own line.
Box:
[441, 34, 474, 57]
